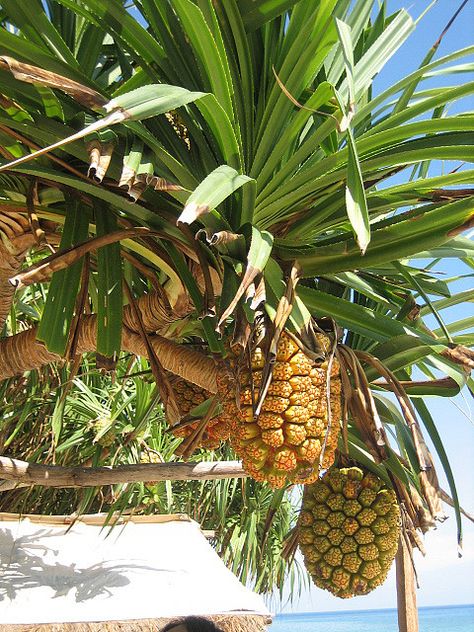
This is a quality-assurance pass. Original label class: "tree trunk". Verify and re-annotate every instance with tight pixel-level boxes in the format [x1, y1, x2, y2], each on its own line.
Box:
[396, 535, 419, 632]
[0, 455, 245, 487]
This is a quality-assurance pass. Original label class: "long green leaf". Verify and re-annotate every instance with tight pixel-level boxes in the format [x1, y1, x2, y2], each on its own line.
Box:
[197, 94, 243, 170]
[95, 204, 122, 358]
[281, 197, 474, 275]
[335, 18, 355, 108]
[105, 84, 207, 121]
[0, 84, 207, 174]
[217, 227, 273, 329]
[37, 199, 89, 355]
[172, 0, 234, 122]
[297, 285, 451, 346]
[1, 0, 79, 67]
[240, 0, 301, 31]
[365, 335, 444, 380]
[345, 127, 370, 253]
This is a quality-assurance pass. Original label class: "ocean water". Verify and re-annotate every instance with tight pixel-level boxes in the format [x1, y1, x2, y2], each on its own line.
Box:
[270, 604, 474, 632]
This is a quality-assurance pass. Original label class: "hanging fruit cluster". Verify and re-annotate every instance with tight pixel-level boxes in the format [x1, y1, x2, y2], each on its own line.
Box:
[218, 331, 342, 488]
[298, 467, 401, 598]
[166, 329, 341, 489]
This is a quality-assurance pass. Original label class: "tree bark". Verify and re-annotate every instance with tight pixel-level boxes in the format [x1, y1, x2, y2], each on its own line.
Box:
[0, 211, 35, 329]
[396, 535, 419, 632]
[0, 455, 246, 487]
[0, 292, 219, 391]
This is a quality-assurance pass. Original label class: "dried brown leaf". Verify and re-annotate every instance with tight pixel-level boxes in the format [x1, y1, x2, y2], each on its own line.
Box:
[337, 345, 388, 461]
[217, 265, 261, 332]
[149, 175, 184, 192]
[0, 110, 125, 173]
[86, 140, 114, 182]
[118, 164, 136, 190]
[356, 350, 429, 470]
[177, 202, 210, 224]
[254, 265, 300, 417]
[124, 282, 180, 425]
[0, 56, 107, 109]
[195, 228, 242, 246]
[419, 450, 448, 523]
[26, 179, 46, 247]
[272, 66, 342, 130]
[441, 344, 474, 371]
[10, 227, 151, 287]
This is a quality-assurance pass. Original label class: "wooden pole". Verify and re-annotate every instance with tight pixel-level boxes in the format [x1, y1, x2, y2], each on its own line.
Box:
[0, 456, 246, 488]
[395, 535, 419, 632]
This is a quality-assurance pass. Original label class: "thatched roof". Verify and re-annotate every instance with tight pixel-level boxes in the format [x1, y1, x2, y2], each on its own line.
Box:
[0, 513, 271, 631]
[0, 615, 270, 632]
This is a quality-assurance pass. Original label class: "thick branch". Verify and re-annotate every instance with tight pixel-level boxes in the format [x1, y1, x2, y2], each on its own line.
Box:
[0, 456, 245, 487]
[0, 292, 218, 391]
[122, 289, 176, 333]
[0, 326, 60, 377]
[0, 325, 217, 391]
[123, 330, 218, 392]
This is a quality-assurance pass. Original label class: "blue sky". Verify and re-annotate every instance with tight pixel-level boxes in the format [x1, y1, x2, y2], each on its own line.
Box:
[277, 0, 474, 614]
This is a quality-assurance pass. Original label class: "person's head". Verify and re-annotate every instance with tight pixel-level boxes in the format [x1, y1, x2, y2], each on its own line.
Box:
[161, 616, 224, 632]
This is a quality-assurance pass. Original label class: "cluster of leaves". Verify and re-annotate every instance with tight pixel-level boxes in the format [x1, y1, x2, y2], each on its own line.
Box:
[0, 0, 472, 356]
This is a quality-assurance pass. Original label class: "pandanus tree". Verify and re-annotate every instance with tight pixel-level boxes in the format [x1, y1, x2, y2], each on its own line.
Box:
[0, 0, 473, 597]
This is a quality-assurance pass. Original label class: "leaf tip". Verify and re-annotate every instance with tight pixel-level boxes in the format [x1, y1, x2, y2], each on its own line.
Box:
[177, 202, 210, 225]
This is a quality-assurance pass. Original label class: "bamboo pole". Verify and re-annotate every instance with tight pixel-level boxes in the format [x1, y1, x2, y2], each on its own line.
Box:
[395, 535, 419, 632]
[0, 456, 246, 488]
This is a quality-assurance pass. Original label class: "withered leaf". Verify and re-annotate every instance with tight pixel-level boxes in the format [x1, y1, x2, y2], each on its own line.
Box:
[10, 227, 151, 287]
[195, 228, 242, 246]
[0, 56, 107, 109]
[86, 140, 114, 182]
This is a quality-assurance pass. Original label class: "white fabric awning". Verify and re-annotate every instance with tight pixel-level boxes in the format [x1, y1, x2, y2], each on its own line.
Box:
[0, 513, 270, 625]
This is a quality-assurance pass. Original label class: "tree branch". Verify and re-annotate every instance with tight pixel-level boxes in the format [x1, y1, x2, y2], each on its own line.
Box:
[0, 456, 246, 488]
[0, 291, 219, 391]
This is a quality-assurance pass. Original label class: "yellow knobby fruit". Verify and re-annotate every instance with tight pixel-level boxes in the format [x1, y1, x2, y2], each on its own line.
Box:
[170, 377, 230, 450]
[219, 331, 342, 488]
[92, 416, 116, 448]
[140, 450, 162, 486]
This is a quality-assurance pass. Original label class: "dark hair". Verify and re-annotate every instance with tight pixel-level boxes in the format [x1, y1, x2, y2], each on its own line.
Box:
[161, 616, 224, 632]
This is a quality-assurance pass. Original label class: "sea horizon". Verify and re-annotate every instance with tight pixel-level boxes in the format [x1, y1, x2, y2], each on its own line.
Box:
[275, 602, 474, 616]
[270, 603, 474, 631]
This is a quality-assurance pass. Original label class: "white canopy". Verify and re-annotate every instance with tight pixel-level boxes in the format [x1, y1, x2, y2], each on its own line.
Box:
[0, 512, 270, 625]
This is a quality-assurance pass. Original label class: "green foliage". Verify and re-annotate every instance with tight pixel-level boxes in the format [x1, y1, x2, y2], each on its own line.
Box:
[0, 1, 471, 354]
